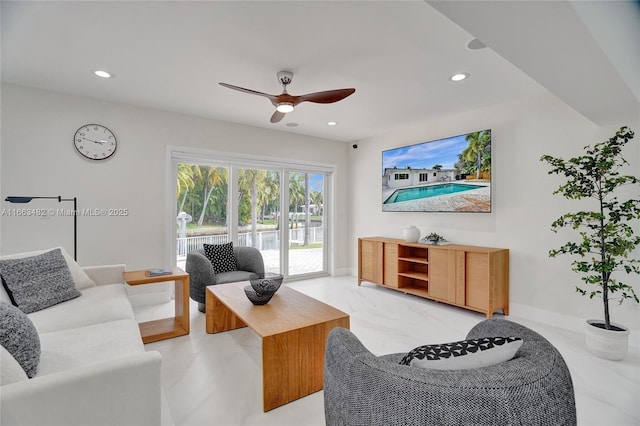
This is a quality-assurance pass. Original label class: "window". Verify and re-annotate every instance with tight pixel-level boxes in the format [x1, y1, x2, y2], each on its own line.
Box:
[395, 173, 409, 180]
[419, 173, 428, 182]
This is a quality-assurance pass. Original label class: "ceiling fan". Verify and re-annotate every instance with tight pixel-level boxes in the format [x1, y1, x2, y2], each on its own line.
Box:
[219, 71, 355, 123]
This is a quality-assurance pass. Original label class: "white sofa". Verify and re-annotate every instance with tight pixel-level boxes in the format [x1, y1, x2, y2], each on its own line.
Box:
[1, 256, 162, 426]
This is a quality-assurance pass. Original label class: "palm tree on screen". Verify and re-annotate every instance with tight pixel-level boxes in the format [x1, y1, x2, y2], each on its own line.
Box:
[462, 130, 491, 179]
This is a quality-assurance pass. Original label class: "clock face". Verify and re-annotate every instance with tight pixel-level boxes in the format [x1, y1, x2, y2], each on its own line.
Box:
[74, 124, 117, 160]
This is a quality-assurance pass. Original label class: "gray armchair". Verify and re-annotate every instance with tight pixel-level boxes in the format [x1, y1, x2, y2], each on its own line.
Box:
[324, 318, 576, 426]
[185, 247, 265, 312]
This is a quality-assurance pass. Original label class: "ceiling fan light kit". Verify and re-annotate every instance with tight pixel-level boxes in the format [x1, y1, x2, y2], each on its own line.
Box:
[276, 102, 294, 113]
[219, 70, 355, 123]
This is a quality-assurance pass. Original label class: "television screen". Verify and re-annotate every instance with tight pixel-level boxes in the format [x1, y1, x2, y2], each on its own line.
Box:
[382, 129, 491, 213]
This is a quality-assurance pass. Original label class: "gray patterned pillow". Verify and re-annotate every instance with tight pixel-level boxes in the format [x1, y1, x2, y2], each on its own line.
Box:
[203, 242, 238, 274]
[0, 248, 81, 314]
[0, 302, 40, 378]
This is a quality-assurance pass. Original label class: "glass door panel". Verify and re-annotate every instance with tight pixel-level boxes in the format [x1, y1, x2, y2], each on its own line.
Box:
[287, 172, 325, 277]
[176, 163, 229, 269]
[237, 168, 281, 274]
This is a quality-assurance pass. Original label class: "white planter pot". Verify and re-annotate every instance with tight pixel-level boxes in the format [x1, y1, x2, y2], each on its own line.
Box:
[403, 225, 420, 243]
[585, 319, 630, 361]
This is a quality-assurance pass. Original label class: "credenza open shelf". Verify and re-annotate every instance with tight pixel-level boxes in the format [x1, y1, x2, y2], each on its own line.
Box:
[358, 237, 509, 318]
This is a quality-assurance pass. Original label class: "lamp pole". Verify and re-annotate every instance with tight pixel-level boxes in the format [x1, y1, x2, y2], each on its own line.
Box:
[4, 196, 78, 261]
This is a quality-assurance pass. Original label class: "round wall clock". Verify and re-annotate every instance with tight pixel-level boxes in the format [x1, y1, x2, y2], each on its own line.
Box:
[73, 124, 117, 160]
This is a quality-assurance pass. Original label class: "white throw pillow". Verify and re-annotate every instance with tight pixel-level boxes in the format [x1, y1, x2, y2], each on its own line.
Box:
[0, 247, 95, 290]
[400, 336, 523, 370]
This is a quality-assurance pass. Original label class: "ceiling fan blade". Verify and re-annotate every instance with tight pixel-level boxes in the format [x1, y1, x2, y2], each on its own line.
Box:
[219, 82, 279, 102]
[295, 88, 356, 105]
[270, 110, 285, 123]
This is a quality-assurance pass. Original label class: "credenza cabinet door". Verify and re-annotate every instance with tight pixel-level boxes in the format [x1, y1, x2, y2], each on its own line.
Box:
[358, 238, 384, 284]
[384, 243, 399, 288]
[463, 252, 490, 311]
[427, 248, 455, 302]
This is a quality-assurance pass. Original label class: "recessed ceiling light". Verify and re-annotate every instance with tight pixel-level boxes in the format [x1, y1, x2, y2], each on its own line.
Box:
[93, 70, 113, 79]
[285, 122, 299, 127]
[327, 121, 338, 126]
[450, 72, 469, 82]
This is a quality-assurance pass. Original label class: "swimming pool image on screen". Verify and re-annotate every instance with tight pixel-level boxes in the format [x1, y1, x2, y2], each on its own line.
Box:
[382, 129, 491, 212]
[384, 183, 483, 204]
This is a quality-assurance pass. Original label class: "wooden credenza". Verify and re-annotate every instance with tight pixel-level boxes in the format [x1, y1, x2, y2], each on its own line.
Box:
[358, 237, 509, 318]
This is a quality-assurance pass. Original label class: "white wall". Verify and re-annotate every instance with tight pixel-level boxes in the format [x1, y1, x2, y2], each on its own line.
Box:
[0, 84, 350, 274]
[348, 91, 640, 343]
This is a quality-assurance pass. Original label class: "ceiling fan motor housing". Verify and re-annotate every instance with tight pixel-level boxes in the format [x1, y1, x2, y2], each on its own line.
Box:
[277, 71, 293, 87]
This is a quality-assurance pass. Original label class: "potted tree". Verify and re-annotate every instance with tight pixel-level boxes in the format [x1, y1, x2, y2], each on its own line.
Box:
[540, 126, 639, 360]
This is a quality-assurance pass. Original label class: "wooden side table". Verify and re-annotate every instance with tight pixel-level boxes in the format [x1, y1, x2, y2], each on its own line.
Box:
[124, 267, 190, 344]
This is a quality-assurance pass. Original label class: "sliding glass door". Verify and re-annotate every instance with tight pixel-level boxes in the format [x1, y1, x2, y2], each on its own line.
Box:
[173, 157, 329, 279]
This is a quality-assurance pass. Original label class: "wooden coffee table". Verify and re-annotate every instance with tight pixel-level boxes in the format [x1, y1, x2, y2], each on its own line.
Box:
[205, 281, 350, 412]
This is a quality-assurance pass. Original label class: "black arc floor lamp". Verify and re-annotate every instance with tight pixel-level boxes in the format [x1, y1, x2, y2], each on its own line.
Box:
[4, 196, 78, 261]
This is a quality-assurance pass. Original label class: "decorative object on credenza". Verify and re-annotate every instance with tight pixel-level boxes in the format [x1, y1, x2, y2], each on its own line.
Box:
[540, 126, 639, 361]
[421, 232, 448, 245]
[402, 225, 420, 242]
[74, 124, 117, 160]
[4, 196, 78, 261]
[244, 273, 284, 305]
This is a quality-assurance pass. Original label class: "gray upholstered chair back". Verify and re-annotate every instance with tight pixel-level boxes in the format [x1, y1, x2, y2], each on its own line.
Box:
[186, 246, 265, 308]
[324, 318, 576, 426]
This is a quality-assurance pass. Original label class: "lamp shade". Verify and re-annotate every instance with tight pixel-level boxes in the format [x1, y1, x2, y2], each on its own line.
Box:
[5, 196, 34, 203]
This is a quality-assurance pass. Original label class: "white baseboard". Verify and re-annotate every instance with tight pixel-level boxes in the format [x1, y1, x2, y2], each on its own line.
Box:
[333, 267, 352, 276]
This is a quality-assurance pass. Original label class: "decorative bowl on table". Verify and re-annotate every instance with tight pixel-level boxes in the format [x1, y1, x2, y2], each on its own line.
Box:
[249, 273, 284, 296]
[243, 286, 274, 305]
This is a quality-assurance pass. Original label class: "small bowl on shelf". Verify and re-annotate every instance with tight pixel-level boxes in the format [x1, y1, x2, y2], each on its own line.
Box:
[249, 273, 284, 296]
[243, 286, 274, 305]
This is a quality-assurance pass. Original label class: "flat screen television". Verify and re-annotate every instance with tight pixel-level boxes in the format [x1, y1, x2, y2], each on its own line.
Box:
[382, 129, 491, 213]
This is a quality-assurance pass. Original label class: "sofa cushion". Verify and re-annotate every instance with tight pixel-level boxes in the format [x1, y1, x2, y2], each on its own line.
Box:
[204, 242, 238, 274]
[36, 319, 145, 377]
[27, 283, 135, 334]
[0, 302, 40, 378]
[0, 247, 96, 291]
[400, 336, 523, 370]
[1, 345, 29, 384]
[0, 249, 81, 314]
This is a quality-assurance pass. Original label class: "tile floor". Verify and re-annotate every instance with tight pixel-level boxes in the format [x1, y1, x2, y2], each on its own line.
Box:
[134, 275, 640, 426]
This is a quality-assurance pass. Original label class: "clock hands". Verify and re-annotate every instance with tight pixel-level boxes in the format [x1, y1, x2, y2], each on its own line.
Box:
[81, 137, 107, 145]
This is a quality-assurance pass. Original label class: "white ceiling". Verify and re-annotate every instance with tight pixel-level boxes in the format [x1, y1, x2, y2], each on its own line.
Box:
[2, 1, 638, 143]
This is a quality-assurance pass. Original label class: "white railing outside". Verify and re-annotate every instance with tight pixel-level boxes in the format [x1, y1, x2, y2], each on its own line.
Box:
[177, 226, 324, 258]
